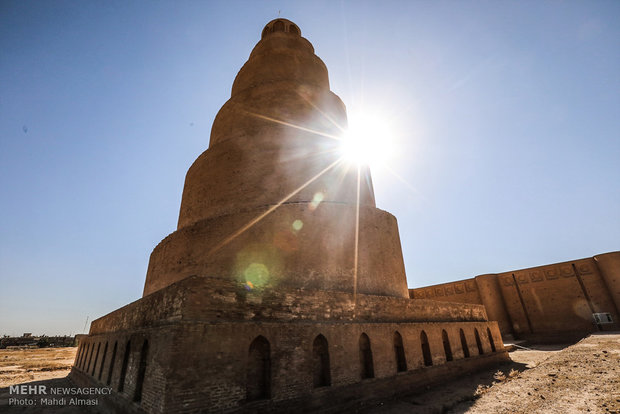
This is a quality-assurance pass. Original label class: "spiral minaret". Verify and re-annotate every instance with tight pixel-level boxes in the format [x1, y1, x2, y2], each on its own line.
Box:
[143, 19, 408, 298]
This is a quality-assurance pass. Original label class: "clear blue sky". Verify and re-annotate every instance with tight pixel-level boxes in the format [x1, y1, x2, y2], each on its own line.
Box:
[1, 1, 618, 336]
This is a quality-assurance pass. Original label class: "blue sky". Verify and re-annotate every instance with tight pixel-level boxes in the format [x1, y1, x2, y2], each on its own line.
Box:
[1, 1, 618, 336]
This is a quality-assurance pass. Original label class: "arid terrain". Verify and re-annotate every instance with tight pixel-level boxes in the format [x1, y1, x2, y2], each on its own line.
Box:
[455, 332, 619, 414]
[362, 332, 620, 414]
[0, 347, 76, 388]
[1, 333, 619, 413]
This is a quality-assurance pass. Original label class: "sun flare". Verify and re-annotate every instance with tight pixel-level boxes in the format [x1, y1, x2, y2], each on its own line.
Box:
[340, 111, 396, 168]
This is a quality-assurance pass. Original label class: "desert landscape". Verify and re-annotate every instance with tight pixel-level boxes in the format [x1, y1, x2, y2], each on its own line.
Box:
[0, 347, 76, 388]
[1, 333, 618, 413]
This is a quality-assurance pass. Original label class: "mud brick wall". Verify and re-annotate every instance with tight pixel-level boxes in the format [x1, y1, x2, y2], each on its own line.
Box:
[72, 319, 506, 413]
[409, 252, 620, 341]
[90, 276, 488, 335]
[411, 278, 481, 303]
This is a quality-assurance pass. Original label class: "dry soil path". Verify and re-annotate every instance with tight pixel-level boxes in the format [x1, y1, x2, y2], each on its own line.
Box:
[361, 332, 619, 414]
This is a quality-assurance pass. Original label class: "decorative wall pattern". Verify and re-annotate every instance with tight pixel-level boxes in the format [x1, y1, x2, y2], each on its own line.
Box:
[409, 253, 620, 341]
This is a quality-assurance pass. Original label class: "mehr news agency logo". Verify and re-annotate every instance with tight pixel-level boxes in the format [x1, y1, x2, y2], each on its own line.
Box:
[8, 384, 112, 407]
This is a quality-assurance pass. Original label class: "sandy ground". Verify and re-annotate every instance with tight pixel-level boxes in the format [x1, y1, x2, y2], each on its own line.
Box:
[361, 332, 620, 414]
[1, 333, 618, 413]
[459, 332, 620, 414]
[0, 347, 76, 388]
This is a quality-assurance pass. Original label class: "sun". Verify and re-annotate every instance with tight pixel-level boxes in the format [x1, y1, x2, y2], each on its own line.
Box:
[339, 111, 396, 168]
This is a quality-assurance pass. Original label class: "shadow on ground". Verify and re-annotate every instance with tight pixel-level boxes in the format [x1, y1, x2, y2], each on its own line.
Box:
[357, 357, 530, 414]
[2, 343, 579, 414]
[1, 358, 529, 414]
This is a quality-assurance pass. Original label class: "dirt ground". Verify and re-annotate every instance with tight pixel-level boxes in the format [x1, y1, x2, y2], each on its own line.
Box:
[1, 333, 619, 413]
[0, 347, 76, 388]
[459, 332, 620, 414]
[361, 332, 620, 414]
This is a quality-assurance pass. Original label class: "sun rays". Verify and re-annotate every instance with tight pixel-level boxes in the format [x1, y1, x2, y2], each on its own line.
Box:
[353, 164, 361, 300]
[207, 95, 423, 299]
[247, 111, 343, 141]
[207, 155, 344, 256]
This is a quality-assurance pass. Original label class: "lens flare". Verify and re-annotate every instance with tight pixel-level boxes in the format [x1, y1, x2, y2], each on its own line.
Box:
[309, 192, 325, 210]
[244, 263, 270, 288]
[235, 244, 283, 289]
[292, 219, 304, 231]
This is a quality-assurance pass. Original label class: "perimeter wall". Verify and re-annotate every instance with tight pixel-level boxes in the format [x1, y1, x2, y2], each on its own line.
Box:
[409, 252, 620, 342]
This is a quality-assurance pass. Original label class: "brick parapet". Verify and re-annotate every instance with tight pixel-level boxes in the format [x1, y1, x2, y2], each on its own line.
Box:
[409, 252, 620, 341]
[91, 276, 488, 335]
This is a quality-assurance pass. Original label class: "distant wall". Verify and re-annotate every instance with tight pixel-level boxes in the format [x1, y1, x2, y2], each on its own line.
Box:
[410, 252, 620, 342]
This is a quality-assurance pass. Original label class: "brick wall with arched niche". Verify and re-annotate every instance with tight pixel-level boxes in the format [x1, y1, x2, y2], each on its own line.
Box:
[71, 321, 504, 412]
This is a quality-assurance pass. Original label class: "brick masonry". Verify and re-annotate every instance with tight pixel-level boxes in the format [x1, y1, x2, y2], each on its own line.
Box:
[71, 276, 508, 413]
[70, 18, 512, 413]
[410, 252, 620, 342]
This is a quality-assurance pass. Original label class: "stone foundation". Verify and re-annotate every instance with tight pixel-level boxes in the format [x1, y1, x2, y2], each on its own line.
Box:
[71, 276, 507, 413]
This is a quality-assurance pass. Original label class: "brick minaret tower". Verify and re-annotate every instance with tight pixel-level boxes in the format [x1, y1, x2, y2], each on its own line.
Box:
[143, 18, 408, 299]
[71, 19, 507, 414]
